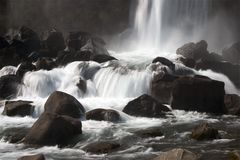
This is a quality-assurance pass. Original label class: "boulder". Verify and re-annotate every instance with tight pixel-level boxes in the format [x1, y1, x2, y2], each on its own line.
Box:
[82, 141, 120, 154]
[86, 108, 121, 122]
[152, 148, 198, 160]
[24, 113, 82, 146]
[177, 57, 196, 68]
[0, 75, 21, 99]
[45, 30, 65, 56]
[171, 76, 226, 114]
[151, 73, 179, 104]
[8, 39, 29, 59]
[152, 57, 175, 71]
[176, 40, 208, 61]
[1, 127, 29, 143]
[0, 47, 21, 68]
[122, 94, 170, 118]
[203, 52, 224, 62]
[224, 94, 240, 116]
[0, 36, 9, 49]
[90, 54, 117, 63]
[16, 61, 36, 78]
[2, 100, 34, 117]
[222, 42, 240, 64]
[44, 91, 85, 118]
[18, 154, 45, 160]
[134, 127, 163, 138]
[191, 123, 220, 141]
[195, 60, 240, 88]
[76, 78, 87, 93]
[35, 57, 57, 71]
[229, 150, 240, 160]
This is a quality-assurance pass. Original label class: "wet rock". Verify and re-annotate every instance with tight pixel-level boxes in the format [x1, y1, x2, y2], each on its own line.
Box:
[0, 47, 21, 68]
[1, 127, 29, 143]
[35, 57, 57, 71]
[83, 141, 120, 154]
[44, 91, 85, 118]
[122, 94, 170, 118]
[76, 78, 87, 93]
[224, 94, 240, 116]
[152, 148, 198, 160]
[0, 75, 21, 99]
[176, 40, 208, 61]
[151, 73, 179, 104]
[177, 57, 196, 68]
[86, 108, 121, 122]
[171, 76, 226, 114]
[191, 123, 220, 141]
[203, 52, 224, 62]
[222, 42, 240, 64]
[24, 113, 82, 146]
[229, 150, 240, 160]
[16, 61, 36, 78]
[0, 36, 9, 49]
[152, 57, 175, 71]
[134, 127, 163, 138]
[195, 60, 240, 88]
[90, 54, 117, 63]
[17, 154, 45, 160]
[2, 100, 34, 117]
[45, 30, 65, 56]
[8, 39, 29, 59]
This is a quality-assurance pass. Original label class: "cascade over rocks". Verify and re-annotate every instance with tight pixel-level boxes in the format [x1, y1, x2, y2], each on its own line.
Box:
[82, 141, 120, 154]
[24, 112, 82, 146]
[122, 94, 170, 118]
[2, 100, 34, 117]
[152, 57, 175, 71]
[17, 154, 45, 160]
[222, 41, 240, 64]
[224, 94, 240, 116]
[0, 75, 21, 99]
[16, 61, 36, 78]
[86, 108, 121, 122]
[44, 91, 85, 118]
[191, 123, 221, 141]
[1, 127, 29, 143]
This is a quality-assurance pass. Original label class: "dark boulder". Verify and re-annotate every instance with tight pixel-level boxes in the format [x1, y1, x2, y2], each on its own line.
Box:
[90, 54, 117, 63]
[24, 113, 82, 146]
[2, 100, 34, 117]
[16, 61, 36, 78]
[177, 57, 196, 68]
[35, 57, 57, 71]
[18, 154, 45, 160]
[224, 94, 240, 116]
[0, 36, 9, 49]
[195, 60, 240, 88]
[86, 108, 121, 122]
[191, 123, 220, 141]
[134, 127, 163, 138]
[45, 30, 65, 56]
[1, 127, 29, 143]
[122, 94, 170, 118]
[44, 91, 85, 118]
[203, 52, 224, 62]
[0, 75, 21, 99]
[152, 148, 198, 160]
[176, 40, 208, 60]
[0, 47, 21, 68]
[222, 42, 240, 64]
[151, 73, 179, 104]
[8, 39, 29, 59]
[152, 57, 175, 71]
[171, 76, 226, 114]
[76, 78, 87, 93]
[82, 141, 120, 154]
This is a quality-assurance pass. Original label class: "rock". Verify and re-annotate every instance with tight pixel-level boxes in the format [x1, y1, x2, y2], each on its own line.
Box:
[24, 113, 82, 146]
[224, 94, 240, 116]
[0, 75, 21, 99]
[203, 52, 224, 62]
[122, 94, 170, 118]
[8, 39, 29, 59]
[151, 73, 179, 104]
[82, 141, 120, 154]
[90, 54, 117, 63]
[222, 42, 240, 64]
[0, 36, 9, 49]
[152, 148, 198, 160]
[2, 100, 34, 117]
[1, 127, 29, 143]
[17, 154, 45, 160]
[86, 108, 121, 122]
[195, 60, 240, 88]
[76, 78, 87, 93]
[152, 57, 175, 71]
[229, 150, 240, 160]
[171, 76, 226, 114]
[44, 91, 85, 118]
[134, 127, 163, 138]
[177, 57, 196, 68]
[0, 47, 21, 68]
[45, 30, 65, 56]
[191, 123, 220, 141]
[176, 40, 208, 61]
[16, 61, 36, 78]
[35, 57, 57, 71]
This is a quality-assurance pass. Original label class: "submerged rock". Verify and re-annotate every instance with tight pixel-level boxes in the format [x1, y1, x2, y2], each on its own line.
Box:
[222, 41, 240, 64]
[82, 141, 120, 154]
[44, 91, 85, 118]
[24, 113, 82, 146]
[0, 75, 21, 99]
[76, 78, 87, 93]
[191, 123, 220, 141]
[134, 127, 163, 138]
[86, 108, 121, 122]
[18, 154, 45, 160]
[152, 148, 198, 160]
[224, 94, 240, 116]
[229, 150, 240, 160]
[1, 127, 29, 143]
[2, 100, 34, 117]
[122, 94, 170, 118]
